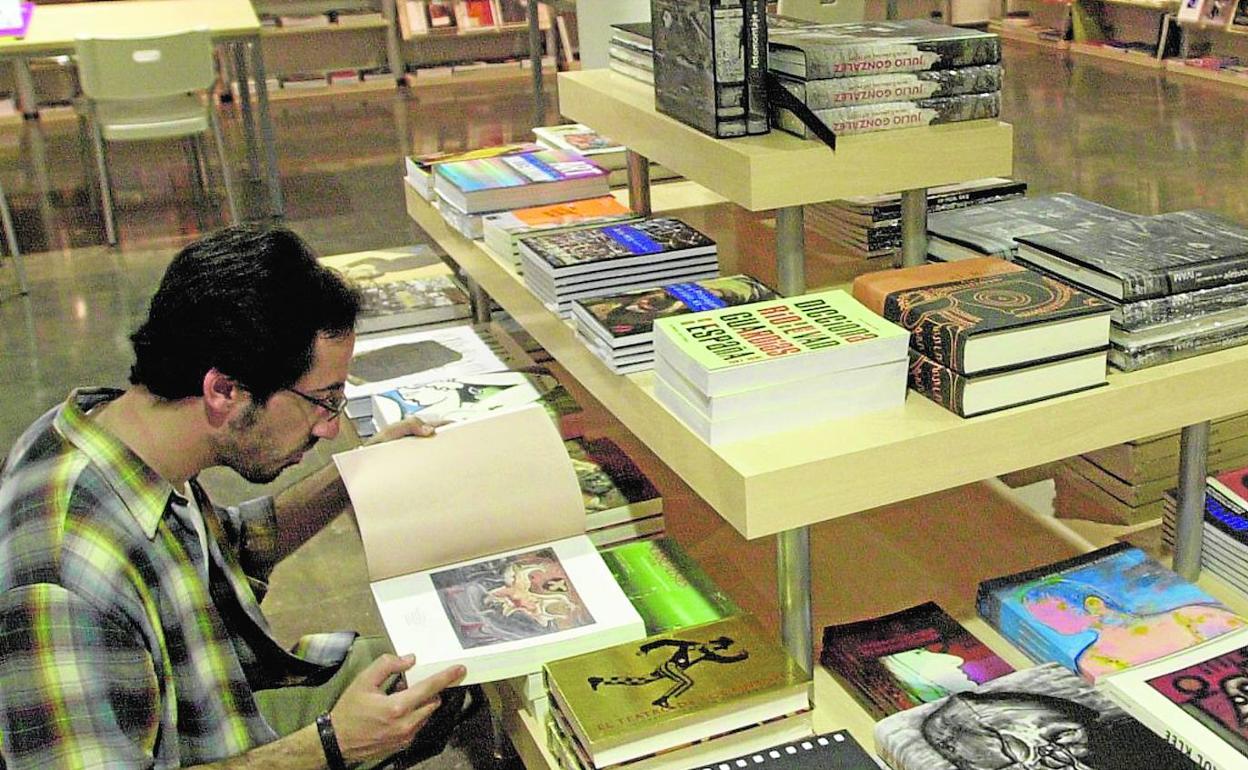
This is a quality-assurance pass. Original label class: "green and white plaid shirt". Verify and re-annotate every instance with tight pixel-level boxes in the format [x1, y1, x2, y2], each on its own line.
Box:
[0, 389, 355, 768]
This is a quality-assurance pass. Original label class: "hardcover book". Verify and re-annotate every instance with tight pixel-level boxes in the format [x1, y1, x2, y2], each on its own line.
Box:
[1014, 209, 1248, 302]
[976, 542, 1248, 683]
[564, 437, 663, 530]
[820, 602, 1014, 720]
[744, 0, 769, 134]
[774, 64, 1002, 109]
[405, 142, 542, 199]
[612, 21, 654, 50]
[433, 149, 610, 214]
[481, 196, 639, 263]
[879, 268, 1112, 374]
[334, 405, 645, 685]
[518, 218, 717, 276]
[830, 177, 1026, 223]
[1109, 310, 1248, 371]
[532, 123, 627, 170]
[345, 325, 508, 402]
[573, 274, 778, 350]
[774, 92, 1001, 138]
[1211, 465, 1248, 510]
[1115, 281, 1248, 332]
[544, 614, 811, 767]
[653, 289, 911, 396]
[875, 662, 1204, 770]
[651, 0, 749, 138]
[926, 192, 1139, 261]
[600, 537, 741, 634]
[319, 246, 470, 334]
[768, 19, 1000, 80]
[851, 255, 1023, 315]
[908, 348, 1108, 417]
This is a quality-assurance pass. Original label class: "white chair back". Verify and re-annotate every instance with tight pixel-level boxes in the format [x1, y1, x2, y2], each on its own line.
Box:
[75, 29, 214, 102]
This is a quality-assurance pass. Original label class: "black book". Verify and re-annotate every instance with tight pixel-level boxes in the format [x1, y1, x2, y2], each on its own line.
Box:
[829, 177, 1026, 222]
[743, 0, 769, 135]
[1015, 209, 1248, 301]
[927, 192, 1139, 261]
[774, 91, 1000, 139]
[689, 731, 880, 770]
[774, 64, 1001, 110]
[1115, 281, 1248, 331]
[768, 19, 1000, 80]
[518, 218, 717, 276]
[652, 0, 748, 138]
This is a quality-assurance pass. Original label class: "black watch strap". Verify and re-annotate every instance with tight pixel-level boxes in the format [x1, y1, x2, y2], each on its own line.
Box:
[316, 712, 348, 770]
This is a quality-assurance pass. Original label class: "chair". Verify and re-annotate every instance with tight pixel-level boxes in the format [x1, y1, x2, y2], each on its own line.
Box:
[0, 174, 27, 296]
[777, 0, 867, 23]
[75, 30, 239, 246]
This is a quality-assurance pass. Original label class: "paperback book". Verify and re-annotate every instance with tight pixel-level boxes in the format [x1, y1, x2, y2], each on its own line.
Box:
[828, 177, 1026, 223]
[532, 123, 627, 170]
[820, 602, 1014, 720]
[768, 19, 1000, 80]
[564, 437, 663, 530]
[405, 142, 542, 199]
[651, 0, 749, 138]
[773, 64, 1001, 109]
[599, 537, 741, 635]
[481, 196, 640, 265]
[434, 149, 610, 214]
[976, 542, 1248, 682]
[774, 92, 1000, 138]
[318, 246, 471, 334]
[875, 662, 1205, 770]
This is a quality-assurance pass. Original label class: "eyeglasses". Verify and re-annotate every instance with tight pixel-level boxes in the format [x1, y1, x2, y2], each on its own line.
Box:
[285, 387, 347, 421]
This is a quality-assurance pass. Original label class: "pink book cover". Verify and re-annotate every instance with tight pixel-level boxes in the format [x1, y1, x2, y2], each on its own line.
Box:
[1147, 643, 1248, 756]
[0, 3, 33, 38]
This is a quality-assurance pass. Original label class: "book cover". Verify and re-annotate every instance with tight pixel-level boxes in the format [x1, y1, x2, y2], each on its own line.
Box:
[744, 0, 769, 134]
[1235, 0, 1248, 28]
[875, 662, 1204, 770]
[774, 92, 1000, 138]
[344, 325, 508, 400]
[575, 274, 778, 345]
[851, 255, 1023, 315]
[977, 543, 1247, 682]
[688, 731, 880, 770]
[434, 149, 609, 214]
[1109, 322, 1248, 372]
[319, 247, 470, 334]
[927, 192, 1139, 259]
[820, 602, 1014, 720]
[544, 614, 810, 766]
[1212, 465, 1248, 510]
[652, 0, 749, 138]
[481, 196, 638, 258]
[565, 437, 663, 529]
[406, 142, 543, 198]
[495, 0, 528, 24]
[1178, 0, 1208, 21]
[768, 19, 1000, 80]
[775, 64, 1002, 109]
[532, 124, 625, 158]
[600, 537, 741, 634]
[881, 269, 1112, 374]
[520, 218, 716, 272]
[427, 0, 456, 27]
[1016, 209, 1248, 302]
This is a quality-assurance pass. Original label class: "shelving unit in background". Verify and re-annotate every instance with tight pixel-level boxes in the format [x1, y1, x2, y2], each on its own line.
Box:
[1066, 0, 1178, 65]
[1164, 10, 1248, 86]
[251, 0, 405, 89]
[988, 0, 1074, 50]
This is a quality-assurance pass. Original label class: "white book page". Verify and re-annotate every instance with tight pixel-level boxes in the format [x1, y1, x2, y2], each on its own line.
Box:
[0, 0, 20, 29]
[344, 325, 506, 400]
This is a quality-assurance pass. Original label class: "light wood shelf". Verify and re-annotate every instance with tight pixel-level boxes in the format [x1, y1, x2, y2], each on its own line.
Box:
[1069, 40, 1166, 65]
[1164, 57, 1248, 84]
[261, 19, 390, 36]
[555, 70, 1014, 212]
[989, 22, 1073, 48]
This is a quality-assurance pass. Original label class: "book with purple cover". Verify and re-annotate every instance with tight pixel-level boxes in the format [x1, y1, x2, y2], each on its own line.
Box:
[0, 2, 33, 37]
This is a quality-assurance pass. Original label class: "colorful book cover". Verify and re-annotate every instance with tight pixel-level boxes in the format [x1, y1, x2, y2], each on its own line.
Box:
[576, 274, 778, 342]
[768, 19, 1000, 80]
[819, 602, 1014, 719]
[564, 437, 662, 525]
[532, 124, 625, 156]
[521, 218, 716, 270]
[977, 543, 1248, 682]
[1212, 466, 1248, 510]
[875, 662, 1203, 770]
[408, 142, 541, 174]
[435, 149, 605, 194]
[775, 92, 1001, 139]
[1146, 641, 1248, 757]
[599, 537, 740, 635]
[482, 196, 637, 244]
[775, 64, 1002, 109]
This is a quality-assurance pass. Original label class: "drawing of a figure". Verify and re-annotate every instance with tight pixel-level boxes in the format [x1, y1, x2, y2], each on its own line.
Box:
[586, 636, 748, 709]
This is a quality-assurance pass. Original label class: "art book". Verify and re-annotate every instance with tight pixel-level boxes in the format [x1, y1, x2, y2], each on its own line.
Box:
[1015, 209, 1248, 301]
[687, 731, 880, 770]
[433, 149, 609, 214]
[544, 614, 811, 768]
[564, 437, 662, 530]
[774, 92, 1001, 139]
[532, 124, 627, 170]
[768, 19, 1000, 80]
[851, 255, 1023, 315]
[518, 218, 717, 277]
[318, 246, 470, 334]
[600, 537, 740, 635]
[344, 325, 508, 402]
[875, 662, 1204, 770]
[820, 602, 1014, 719]
[405, 142, 542, 199]
[1212, 465, 1248, 510]
[652, 289, 911, 396]
[977, 542, 1248, 683]
[481, 196, 639, 264]
[334, 404, 645, 685]
[774, 64, 1002, 110]
[651, 0, 749, 138]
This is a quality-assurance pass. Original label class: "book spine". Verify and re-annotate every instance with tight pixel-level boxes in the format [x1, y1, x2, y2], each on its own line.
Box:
[1167, 256, 1248, 296]
[801, 35, 1002, 79]
[1101, 687, 1240, 770]
[907, 350, 969, 416]
[743, 0, 769, 135]
[1117, 282, 1248, 330]
[861, 184, 1025, 221]
[776, 93, 1000, 138]
[796, 64, 1003, 110]
[1110, 323, 1248, 371]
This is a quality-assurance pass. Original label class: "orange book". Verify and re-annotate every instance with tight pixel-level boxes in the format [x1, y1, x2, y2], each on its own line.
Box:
[482, 196, 640, 259]
[850, 256, 1023, 316]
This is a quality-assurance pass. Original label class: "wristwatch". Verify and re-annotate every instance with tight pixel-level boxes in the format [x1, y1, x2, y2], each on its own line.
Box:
[316, 712, 347, 770]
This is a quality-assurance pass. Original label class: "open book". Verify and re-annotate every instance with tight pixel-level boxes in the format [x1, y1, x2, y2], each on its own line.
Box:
[333, 404, 645, 685]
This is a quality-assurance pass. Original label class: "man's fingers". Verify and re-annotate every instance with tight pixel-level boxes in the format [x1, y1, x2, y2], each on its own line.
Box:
[359, 653, 417, 689]
[390, 664, 467, 711]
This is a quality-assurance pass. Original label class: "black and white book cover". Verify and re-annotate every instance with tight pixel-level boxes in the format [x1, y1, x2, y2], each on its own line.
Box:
[519, 218, 716, 273]
[1110, 320, 1248, 371]
[775, 92, 1000, 138]
[651, 0, 748, 138]
[928, 193, 1139, 259]
[688, 731, 880, 770]
[1016, 209, 1248, 301]
[774, 64, 1001, 110]
[768, 19, 1000, 80]
[1116, 281, 1248, 331]
[874, 662, 1201, 770]
[832, 177, 1025, 222]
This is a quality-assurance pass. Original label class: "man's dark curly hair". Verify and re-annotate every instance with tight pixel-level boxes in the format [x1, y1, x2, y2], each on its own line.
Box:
[129, 226, 360, 403]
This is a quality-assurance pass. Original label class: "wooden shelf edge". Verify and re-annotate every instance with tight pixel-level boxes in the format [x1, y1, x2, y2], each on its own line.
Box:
[1164, 59, 1248, 85]
[1069, 41, 1165, 67]
[261, 19, 389, 36]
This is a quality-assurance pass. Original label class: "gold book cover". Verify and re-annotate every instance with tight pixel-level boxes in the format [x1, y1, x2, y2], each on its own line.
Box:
[543, 615, 809, 754]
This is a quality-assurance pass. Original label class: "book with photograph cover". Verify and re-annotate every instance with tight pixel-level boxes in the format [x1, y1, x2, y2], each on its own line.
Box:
[875, 662, 1203, 770]
[1109, 313, 1248, 371]
[434, 149, 609, 214]
[1115, 281, 1248, 331]
[820, 602, 1014, 720]
[519, 218, 717, 276]
[319, 246, 471, 334]
[565, 437, 663, 530]
[774, 64, 1001, 109]
[744, 0, 769, 134]
[774, 92, 1000, 138]
[427, 0, 456, 27]
[768, 19, 1000, 80]
[652, 0, 748, 138]
[832, 177, 1026, 222]
[481, 196, 639, 263]
[1014, 209, 1248, 302]
[532, 124, 626, 168]
[344, 325, 508, 402]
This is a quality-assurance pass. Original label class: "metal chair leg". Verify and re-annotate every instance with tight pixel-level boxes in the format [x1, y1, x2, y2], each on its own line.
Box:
[87, 116, 118, 246]
[0, 175, 28, 296]
[209, 106, 240, 224]
[187, 135, 209, 198]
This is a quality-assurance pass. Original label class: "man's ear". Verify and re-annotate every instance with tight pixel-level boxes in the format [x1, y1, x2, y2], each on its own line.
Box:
[203, 369, 243, 427]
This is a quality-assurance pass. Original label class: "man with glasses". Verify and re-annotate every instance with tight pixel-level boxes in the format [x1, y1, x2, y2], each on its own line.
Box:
[0, 226, 469, 769]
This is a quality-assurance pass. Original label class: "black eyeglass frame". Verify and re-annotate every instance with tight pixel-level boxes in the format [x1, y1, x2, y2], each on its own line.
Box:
[285, 387, 347, 421]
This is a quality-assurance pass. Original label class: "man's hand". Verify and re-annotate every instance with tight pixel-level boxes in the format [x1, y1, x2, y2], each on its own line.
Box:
[364, 416, 450, 446]
[330, 655, 467, 765]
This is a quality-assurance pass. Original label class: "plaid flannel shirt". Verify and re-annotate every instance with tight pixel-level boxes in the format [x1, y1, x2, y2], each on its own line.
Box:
[0, 389, 356, 768]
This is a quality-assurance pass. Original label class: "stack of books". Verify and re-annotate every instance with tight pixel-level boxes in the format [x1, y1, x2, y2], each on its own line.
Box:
[404, 142, 543, 201]
[483, 196, 640, 269]
[767, 19, 1002, 138]
[434, 148, 612, 240]
[318, 245, 471, 335]
[1162, 464, 1248, 594]
[572, 275, 778, 375]
[876, 662, 1208, 770]
[925, 192, 1136, 261]
[1055, 412, 1248, 526]
[805, 176, 1026, 263]
[517, 218, 720, 318]
[608, 22, 654, 86]
[1013, 209, 1248, 371]
[852, 259, 1112, 418]
[976, 543, 1248, 683]
[566, 437, 665, 548]
[543, 614, 813, 770]
[531, 123, 680, 189]
[652, 290, 911, 445]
